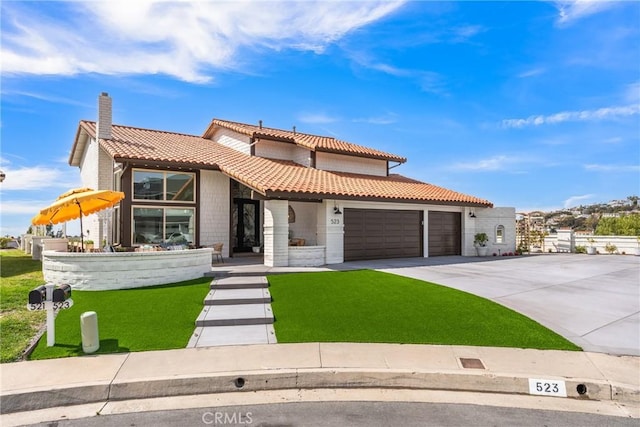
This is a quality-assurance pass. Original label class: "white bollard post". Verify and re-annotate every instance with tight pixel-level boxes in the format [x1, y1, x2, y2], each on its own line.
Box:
[80, 311, 100, 353]
[45, 284, 55, 347]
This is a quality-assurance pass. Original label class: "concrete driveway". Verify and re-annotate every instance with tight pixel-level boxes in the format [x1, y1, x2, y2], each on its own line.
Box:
[334, 254, 640, 356]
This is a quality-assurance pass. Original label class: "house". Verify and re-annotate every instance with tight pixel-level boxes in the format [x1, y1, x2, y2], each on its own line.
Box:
[68, 93, 515, 266]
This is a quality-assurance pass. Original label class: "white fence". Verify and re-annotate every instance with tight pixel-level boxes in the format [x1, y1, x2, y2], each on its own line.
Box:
[542, 231, 640, 255]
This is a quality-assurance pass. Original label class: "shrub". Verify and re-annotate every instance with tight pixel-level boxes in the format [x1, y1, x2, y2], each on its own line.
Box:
[0, 237, 11, 249]
[604, 242, 617, 255]
[575, 245, 587, 254]
[474, 233, 489, 247]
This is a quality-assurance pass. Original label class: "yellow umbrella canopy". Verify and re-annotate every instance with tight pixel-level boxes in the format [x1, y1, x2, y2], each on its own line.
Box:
[32, 188, 125, 250]
[33, 188, 125, 225]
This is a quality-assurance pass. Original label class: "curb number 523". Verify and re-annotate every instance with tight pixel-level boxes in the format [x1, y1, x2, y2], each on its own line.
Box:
[528, 378, 567, 397]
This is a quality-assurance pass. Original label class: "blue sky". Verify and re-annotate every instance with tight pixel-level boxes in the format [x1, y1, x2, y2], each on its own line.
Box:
[1, 1, 639, 237]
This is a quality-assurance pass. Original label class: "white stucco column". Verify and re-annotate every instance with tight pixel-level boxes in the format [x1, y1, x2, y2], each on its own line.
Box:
[317, 200, 344, 264]
[264, 200, 289, 267]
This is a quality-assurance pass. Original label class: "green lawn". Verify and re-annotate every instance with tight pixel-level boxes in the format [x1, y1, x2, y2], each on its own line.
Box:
[0, 250, 46, 363]
[28, 278, 210, 360]
[268, 270, 581, 351]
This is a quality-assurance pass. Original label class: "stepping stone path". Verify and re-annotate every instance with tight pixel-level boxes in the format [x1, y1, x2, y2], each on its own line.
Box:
[187, 276, 277, 347]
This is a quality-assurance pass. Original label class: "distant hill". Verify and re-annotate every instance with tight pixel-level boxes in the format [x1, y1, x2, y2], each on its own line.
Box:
[523, 196, 639, 233]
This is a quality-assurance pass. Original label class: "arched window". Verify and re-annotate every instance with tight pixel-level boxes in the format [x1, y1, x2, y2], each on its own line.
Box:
[496, 225, 505, 243]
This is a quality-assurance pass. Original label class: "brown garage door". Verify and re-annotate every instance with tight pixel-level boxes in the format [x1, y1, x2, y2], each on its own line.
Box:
[428, 211, 461, 256]
[344, 209, 422, 261]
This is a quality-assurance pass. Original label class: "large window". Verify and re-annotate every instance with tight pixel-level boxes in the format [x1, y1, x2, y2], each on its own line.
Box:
[133, 170, 195, 202]
[133, 207, 195, 245]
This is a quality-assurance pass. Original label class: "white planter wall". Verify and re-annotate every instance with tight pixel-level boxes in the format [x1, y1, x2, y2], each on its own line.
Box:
[42, 248, 212, 290]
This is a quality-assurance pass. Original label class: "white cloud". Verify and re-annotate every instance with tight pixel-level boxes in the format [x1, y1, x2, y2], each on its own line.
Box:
[449, 155, 528, 172]
[0, 166, 81, 191]
[353, 113, 398, 125]
[518, 67, 546, 78]
[450, 25, 486, 43]
[0, 199, 51, 215]
[1, 1, 405, 83]
[602, 137, 622, 144]
[297, 112, 339, 125]
[554, 1, 618, 25]
[563, 194, 594, 208]
[625, 81, 640, 103]
[583, 164, 640, 172]
[350, 54, 448, 96]
[0, 90, 89, 107]
[501, 104, 640, 128]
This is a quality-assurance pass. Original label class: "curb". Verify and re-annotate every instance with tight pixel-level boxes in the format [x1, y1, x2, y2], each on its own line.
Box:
[2, 367, 637, 414]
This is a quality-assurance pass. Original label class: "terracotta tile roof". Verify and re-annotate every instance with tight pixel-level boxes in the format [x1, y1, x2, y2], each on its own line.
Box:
[76, 121, 492, 207]
[203, 118, 407, 163]
[78, 121, 235, 167]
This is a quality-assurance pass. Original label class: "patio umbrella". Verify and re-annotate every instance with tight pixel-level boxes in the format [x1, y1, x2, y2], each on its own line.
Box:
[32, 188, 125, 251]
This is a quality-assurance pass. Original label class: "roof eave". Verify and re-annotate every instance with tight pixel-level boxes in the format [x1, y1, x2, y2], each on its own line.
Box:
[263, 190, 492, 207]
[112, 156, 221, 171]
[69, 122, 93, 167]
[314, 148, 406, 164]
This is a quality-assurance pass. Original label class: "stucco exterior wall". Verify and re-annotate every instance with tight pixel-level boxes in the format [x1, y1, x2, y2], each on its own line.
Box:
[264, 200, 289, 267]
[315, 152, 387, 176]
[289, 201, 318, 245]
[467, 207, 517, 256]
[255, 140, 311, 166]
[316, 200, 344, 264]
[78, 137, 114, 246]
[199, 170, 230, 257]
[212, 128, 251, 154]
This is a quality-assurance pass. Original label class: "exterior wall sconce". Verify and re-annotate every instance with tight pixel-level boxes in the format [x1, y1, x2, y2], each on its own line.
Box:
[333, 202, 342, 215]
[469, 212, 476, 218]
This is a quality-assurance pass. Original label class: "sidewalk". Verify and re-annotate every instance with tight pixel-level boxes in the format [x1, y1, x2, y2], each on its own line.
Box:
[2, 343, 639, 416]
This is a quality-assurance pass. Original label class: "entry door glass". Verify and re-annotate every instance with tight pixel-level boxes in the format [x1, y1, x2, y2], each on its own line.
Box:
[233, 199, 260, 252]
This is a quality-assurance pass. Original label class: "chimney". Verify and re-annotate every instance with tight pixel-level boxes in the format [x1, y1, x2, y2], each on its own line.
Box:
[97, 92, 112, 140]
[258, 120, 263, 129]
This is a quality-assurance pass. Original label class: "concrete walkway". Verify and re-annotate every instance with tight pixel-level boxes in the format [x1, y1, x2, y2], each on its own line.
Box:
[187, 276, 277, 347]
[213, 253, 640, 356]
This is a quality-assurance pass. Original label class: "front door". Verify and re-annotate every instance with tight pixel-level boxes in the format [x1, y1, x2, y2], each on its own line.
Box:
[233, 199, 260, 252]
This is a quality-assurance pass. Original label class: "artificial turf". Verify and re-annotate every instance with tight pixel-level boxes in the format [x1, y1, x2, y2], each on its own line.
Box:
[28, 278, 210, 360]
[268, 270, 581, 351]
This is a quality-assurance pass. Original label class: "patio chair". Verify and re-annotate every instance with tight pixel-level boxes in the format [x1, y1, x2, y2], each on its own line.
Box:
[212, 242, 224, 263]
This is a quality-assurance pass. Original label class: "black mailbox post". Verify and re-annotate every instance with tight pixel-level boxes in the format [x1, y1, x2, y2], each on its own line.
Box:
[52, 284, 72, 303]
[29, 285, 47, 305]
[27, 283, 74, 347]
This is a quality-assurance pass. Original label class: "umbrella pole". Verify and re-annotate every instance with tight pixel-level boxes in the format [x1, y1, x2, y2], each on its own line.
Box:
[77, 200, 84, 253]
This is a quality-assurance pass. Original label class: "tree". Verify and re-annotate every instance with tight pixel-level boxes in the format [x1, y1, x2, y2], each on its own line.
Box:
[595, 214, 640, 236]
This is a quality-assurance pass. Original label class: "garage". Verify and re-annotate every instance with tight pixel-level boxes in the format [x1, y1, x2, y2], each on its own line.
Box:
[344, 208, 422, 261]
[428, 211, 461, 256]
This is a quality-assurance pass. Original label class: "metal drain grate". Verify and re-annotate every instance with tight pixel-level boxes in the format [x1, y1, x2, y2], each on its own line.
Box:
[459, 357, 485, 369]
